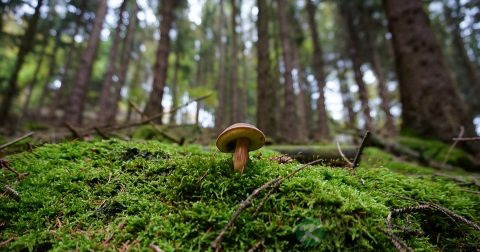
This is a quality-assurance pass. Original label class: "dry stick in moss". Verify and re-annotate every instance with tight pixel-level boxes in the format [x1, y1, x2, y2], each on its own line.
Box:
[94, 127, 109, 139]
[352, 130, 370, 168]
[442, 126, 464, 168]
[211, 177, 281, 251]
[0, 159, 28, 179]
[336, 141, 354, 167]
[452, 136, 480, 141]
[63, 122, 82, 139]
[0, 238, 15, 249]
[148, 243, 165, 252]
[0, 131, 34, 150]
[246, 239, 264, 252]
[252, 158, 325, 217]
[2, 185, 20, 201]
[378, 228, 414, 252]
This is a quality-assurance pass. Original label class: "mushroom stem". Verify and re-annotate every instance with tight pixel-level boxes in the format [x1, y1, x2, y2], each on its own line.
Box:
[233, 137, 250, 173]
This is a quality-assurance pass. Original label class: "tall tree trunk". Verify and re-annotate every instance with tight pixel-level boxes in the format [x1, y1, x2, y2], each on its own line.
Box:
[383, 0, 480, 155]
[215, 0, 228, 133]
[291, 43, 309, 143]
[64, 0, 108, 126]
[336, 60, 356, 129]
[230, 0, 240, 123]
[361, 15, 396, 136]
[22, 41, 48, 118]
[98, 0, 128, 125]
[342, 8, 374, 131]
[0, 0, 43, 125]
[169, 51, 180, 124]
[305, 0, 330, 141]
[37, 43, 61, 115]
[108, 0, 138, 123]
[48, 2, 86, 121]
[277, 0, 299, 143]
[256, 0, 277, 139]
[144, 0, 176, 121]
[444, 3, 480, 99]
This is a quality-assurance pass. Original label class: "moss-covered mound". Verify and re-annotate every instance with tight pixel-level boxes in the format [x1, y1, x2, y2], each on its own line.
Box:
[1, 140, 479, 251]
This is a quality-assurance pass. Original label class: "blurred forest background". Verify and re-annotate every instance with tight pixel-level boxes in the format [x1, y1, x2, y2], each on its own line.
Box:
[0, 0, 479, 159]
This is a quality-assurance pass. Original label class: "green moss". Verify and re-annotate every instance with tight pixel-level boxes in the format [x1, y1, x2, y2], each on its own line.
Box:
[398, 136, 475, 168]
[0, 140, 479, 251]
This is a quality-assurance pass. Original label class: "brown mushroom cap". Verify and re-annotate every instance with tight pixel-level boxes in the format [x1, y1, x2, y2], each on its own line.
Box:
[216, 123, 265, 153]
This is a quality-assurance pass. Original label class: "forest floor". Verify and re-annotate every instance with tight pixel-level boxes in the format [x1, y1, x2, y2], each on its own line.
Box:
[0, 137, 479, 251]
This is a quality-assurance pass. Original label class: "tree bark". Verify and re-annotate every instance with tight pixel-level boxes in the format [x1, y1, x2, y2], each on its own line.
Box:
[256, 0, 278, 140]
[169, 50, 180, 125]
[230, 0, 241, 123]
[21, 41, 48, 118]
[144, 0, 176, 122]
[98, 0, 128, 125]
[277, 0, 299, 143]
[37, 43, 60, 115]
[305, 0, 330, 141]
[291, 42, 309, 143]
[383, 0, 480, 155]
[48, 2, 86, 121]
[0, 0, 43, 125]
[64, 0, 108, 126]
[108, 0, 138, 123]
[335, 60, 356, 129]
[215, 0, 228, 133]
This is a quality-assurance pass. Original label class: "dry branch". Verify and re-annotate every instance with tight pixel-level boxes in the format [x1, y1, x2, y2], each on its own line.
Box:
[443, 126, 464, 167]
[336, 141, 353, 167]
[148, 243, 165, 252]
[0, 132, 34, 150]
[246, 239, 264, 252]
[378, 228, 414, 252]
[452, 136, 480, 141]
[352, 130, 370, 168]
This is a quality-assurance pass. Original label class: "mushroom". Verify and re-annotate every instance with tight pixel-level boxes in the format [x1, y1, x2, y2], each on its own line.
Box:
[216, 123, 265, 173]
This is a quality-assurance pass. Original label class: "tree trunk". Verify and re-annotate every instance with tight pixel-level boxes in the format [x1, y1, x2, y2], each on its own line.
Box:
[144, 0, 176, 122]
[64, 0, 108, 126]
[37, 43, 60, 115]
[342, 8, 374, 132]
[361, 15, 396, 136]
[22, 42, 47, 118]
[0, 0, 43, 125]
[444, 3, 480, 101]
[383, 0, 480, 155]
[230, 0, 240, 123]
[291, 42, 308, 143]
[48, 2, 86, 121]
[305, 0, 330, 141]
[98, 0, 128, 125]
[277, 0, 299, 143]
[336, 60, 356, 129]
[169, 51, 180, 125]
[108, 0, 138, 123]
[215, 0, 228, 133]
[256, 0, 277, 139]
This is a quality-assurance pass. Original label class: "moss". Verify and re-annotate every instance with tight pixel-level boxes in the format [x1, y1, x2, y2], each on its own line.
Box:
[0, 140, 479, 251]
[398, 136, 475, 168]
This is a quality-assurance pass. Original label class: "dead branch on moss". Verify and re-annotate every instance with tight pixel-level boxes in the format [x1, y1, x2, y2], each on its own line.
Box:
[211, 177, 281, 251]
[0, 238, 15, 249]
[252, 158, 326, 217]
[246, 239, 264, 252]
[64, 122, 83, 139]
[0, 159, 29, 179]
[336, 141, 353, 167]
[452, 136, 480, 141]
[148, 243, 165, 252]
[2, 185, 20, 201]
[353, 131, 370, 168]
[443, 126, 464, 168]
[378, 228, 414, 252]
[94, 127, 109, 139]
[0, 132, 34, 151]
[432, 173, 480, 187]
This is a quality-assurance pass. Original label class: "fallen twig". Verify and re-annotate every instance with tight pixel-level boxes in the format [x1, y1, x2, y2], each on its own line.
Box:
[352, 131, 370, 168]
[2, 185, 20, 201]
[442, 126, 464, 168]
[94, 127, 109, 139]
[0, 159, 29, 179]
[378, 228, 414, 252]
[211, 177, 281, 251]
[149, 243, 165, 252]
[0, 132, 34, 151]
[63, 122, 82, 139]
[336, 141, 353, 167]
[246, 239, 264, 252]
[452, 136, 480, 141]
[0, 238, 15, 249]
